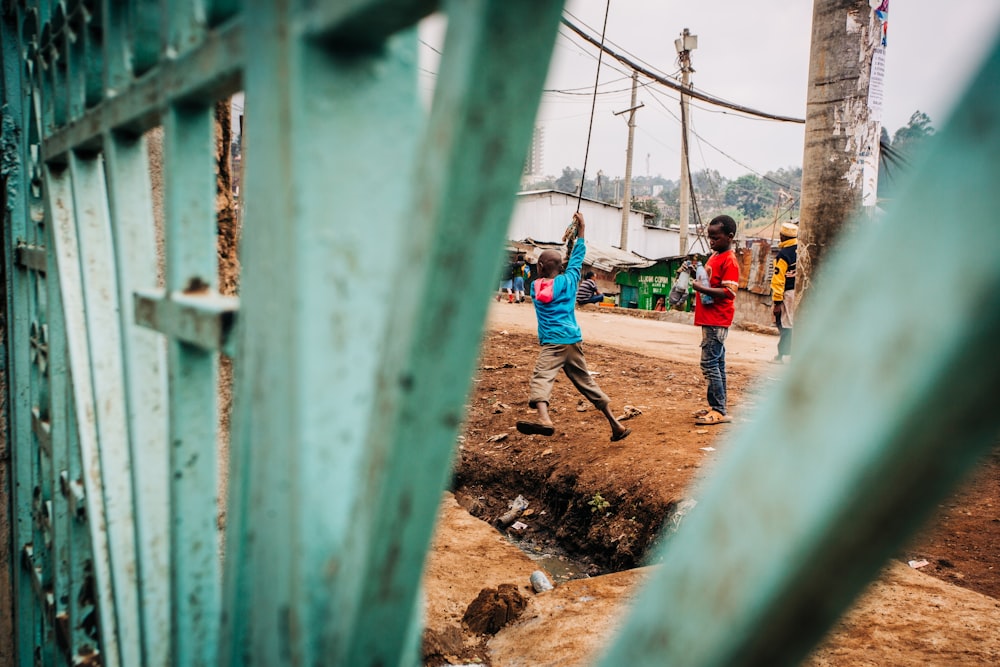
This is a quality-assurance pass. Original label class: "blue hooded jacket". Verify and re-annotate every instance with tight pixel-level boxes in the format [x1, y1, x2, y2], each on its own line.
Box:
[531, 239, 586, 345]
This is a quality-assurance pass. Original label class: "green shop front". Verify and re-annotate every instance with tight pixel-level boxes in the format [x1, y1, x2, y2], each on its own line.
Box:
[615, 256, 692, 311]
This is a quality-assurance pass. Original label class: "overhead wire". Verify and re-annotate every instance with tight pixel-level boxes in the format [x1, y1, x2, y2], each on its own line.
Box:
[561, 17, 805, 124]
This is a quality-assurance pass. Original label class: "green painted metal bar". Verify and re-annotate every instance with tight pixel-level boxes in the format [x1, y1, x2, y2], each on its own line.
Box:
[597, 38, 1000, 667]
[30, 251, 57, 667]
[82, 1, 104, 110]
[44, 161, 123, 667]
[162, 101, 220, 667]
[166, 0, 207, 56]
[64, 4, 86, 123]
[128, 0, 160, 77]
[102, 1, 131, 95]
[14, 243, 46, 272]
[133, 289, 238, 353]
[2, 11, 43, 664]
[346, 1, 565, 664]
[103, 129, 171, 667]
[205, 0, 238, 27]
[42, 17, 242, 160]
[67, 149, 144, 666]
[45, 229, 95, 662]
[303, 0, 437, 49]
[222, 3, 427, 662]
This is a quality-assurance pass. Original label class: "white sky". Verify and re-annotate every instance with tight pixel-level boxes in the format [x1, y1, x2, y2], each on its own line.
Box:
[420, 1, 1000, 183]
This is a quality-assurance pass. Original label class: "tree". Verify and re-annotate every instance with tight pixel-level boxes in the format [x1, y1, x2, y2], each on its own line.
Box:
[879, 112, 935, 197]
[891, 110, 935, 156]
[724, 174, 773, 220]
[555, 166, 582, 194]
[631, 197, 662, 225]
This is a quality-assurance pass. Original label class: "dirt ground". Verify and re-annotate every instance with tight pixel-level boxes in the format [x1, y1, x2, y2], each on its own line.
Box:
[421, 302, 1000, 666]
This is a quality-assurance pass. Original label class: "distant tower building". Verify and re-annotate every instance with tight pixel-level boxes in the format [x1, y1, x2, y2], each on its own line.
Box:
[522, 126, 545, 177]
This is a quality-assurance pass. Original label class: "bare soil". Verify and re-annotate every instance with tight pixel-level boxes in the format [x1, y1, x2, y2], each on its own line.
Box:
[421, 302, 1000, 666]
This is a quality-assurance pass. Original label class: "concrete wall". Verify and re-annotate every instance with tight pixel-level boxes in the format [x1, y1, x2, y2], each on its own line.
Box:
[733, 289, 777, 330]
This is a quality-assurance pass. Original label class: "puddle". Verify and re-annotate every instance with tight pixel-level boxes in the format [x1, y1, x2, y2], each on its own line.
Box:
[505, 536, 593, 583]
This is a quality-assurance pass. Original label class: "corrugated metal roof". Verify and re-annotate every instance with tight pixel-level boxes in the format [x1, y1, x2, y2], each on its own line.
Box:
[516, 189, 655, 219]
[510, 238, 656, 272]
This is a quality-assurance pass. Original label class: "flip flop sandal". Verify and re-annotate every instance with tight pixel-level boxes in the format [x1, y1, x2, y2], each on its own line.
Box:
[692, 409, 711, 417]
[516, 421, 555, 437]
[695, 410, 732, 425]
[610, 428, 632, 442]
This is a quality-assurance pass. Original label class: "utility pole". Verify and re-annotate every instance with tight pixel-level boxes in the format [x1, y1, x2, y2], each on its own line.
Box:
[798, 0, 887, 300]
[675, 28, 697, 255]
[615, 71, 642, 250]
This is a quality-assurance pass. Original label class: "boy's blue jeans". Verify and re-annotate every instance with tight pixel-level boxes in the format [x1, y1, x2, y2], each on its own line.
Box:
[700, 325, 729, 415]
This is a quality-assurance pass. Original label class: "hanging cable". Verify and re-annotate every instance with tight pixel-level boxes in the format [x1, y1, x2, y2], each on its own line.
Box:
[575, 0, 611, 213]
[563, 0, 612, 257]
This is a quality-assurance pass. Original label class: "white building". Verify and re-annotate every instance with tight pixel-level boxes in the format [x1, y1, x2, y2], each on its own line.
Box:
[508, 190, 708, 259]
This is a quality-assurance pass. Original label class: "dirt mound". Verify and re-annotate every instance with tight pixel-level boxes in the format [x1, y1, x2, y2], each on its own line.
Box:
[462, 584, 528, 635]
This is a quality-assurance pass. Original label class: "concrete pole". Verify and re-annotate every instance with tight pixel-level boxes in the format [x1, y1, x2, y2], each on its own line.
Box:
[619, 71, 639, 250]
[798, 0, 887, 299]
[677, 30, 696, 255]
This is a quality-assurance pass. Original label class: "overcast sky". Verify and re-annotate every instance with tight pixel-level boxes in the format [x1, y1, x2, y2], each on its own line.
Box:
[420, 1, 1000, 184]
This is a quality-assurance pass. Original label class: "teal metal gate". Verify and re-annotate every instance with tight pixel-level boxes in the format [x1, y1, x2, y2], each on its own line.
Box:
[1, 1, 999, 666]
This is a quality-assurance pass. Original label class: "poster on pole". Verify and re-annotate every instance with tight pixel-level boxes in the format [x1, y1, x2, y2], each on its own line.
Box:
[867, 46, 886, 122]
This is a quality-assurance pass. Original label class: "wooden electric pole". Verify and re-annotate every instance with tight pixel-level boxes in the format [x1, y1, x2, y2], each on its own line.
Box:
[798, 0, 887, 298]
[675, 28, 697, 255]
[616, 71, 641, 250]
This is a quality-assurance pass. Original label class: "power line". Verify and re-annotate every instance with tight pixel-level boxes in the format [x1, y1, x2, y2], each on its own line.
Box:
[561, 18, 805, 124]
[563, 9, 678, 84]
[645, 86, 800, 193]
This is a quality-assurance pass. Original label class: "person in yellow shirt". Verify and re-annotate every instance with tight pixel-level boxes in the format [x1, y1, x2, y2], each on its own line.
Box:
[770, 221, 798, 363]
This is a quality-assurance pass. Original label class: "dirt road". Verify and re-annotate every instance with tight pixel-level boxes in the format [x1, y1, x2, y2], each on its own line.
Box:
[487, 300, 778, 369]
[419, 302, 1000, 666]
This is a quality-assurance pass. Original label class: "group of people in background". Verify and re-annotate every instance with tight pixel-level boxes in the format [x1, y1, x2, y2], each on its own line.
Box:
[508, 211, 798, 437]
[496, 254, 530, 303]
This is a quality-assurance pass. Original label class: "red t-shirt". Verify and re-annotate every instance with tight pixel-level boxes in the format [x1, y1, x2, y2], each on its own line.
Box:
[694, 249, 739, 327]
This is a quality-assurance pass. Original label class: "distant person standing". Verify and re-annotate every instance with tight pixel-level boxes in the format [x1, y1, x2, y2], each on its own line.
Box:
[576, 271, 604, 306]
[512, 254, 527, 303]
[770, 221, 798, 363]
[496, 257, 515, 303]
[691, 215, 740, 426]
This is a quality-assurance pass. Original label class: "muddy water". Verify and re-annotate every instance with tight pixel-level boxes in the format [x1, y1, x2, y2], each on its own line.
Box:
[503, 536, 593, 583]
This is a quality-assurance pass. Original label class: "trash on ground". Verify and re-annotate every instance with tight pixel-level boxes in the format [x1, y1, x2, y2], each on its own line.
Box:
[908, 559, 930, 569]
[494, 495, 530, 529]
[486, 433, 508, 443]
[529, 570, 554, 593]
[617, 405, 643, 421]
[665, 499, 698, 536]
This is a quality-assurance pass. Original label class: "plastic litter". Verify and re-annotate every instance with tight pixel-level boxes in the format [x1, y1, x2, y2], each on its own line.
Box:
[530, 570, 554, 593]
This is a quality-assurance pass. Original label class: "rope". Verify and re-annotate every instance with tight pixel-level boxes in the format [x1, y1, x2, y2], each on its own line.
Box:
[565, 0, 611, 255]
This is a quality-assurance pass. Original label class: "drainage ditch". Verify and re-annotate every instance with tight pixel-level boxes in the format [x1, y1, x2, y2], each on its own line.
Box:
[452, 466, 685, 580]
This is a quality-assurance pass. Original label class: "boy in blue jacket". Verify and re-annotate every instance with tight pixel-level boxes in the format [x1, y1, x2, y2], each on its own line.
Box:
[516, 212, 631, 442]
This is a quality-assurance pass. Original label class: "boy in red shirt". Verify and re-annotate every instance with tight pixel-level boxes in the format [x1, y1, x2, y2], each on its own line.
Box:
[691, 215, 740, 425]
